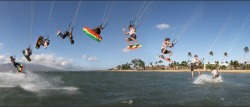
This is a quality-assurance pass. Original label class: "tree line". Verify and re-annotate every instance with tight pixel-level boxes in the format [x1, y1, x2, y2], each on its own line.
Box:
[113, 46, 249, 70]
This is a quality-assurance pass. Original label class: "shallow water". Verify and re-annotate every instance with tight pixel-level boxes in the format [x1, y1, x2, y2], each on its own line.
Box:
[0, 71, 249, 107]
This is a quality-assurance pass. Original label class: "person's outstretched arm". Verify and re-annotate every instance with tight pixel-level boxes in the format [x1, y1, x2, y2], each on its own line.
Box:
[123, 28, 129, 35]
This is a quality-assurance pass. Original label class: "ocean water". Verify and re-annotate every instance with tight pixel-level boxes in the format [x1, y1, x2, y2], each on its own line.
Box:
[0, 71, 250, 107]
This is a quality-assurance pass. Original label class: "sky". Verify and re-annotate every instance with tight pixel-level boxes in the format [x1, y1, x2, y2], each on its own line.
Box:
[0, 1, 250, 70]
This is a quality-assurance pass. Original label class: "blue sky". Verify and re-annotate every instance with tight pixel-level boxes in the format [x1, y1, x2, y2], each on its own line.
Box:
[0, 1, 250, 70]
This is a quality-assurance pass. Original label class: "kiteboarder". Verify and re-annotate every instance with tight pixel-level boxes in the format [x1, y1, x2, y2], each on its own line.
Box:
[92, 22, 108, 37]
[57, 26, 75, 44]
[191, 55, 202, 78]
[35, 36, 50, 49]
[123, 24, 139, 48]
[211, 69, 220, 78]
[159, 38, 173, 62]
[42, 38, 50, 49]
[22, 46, 32, 62]
[9, 56, 23, 72]
[24, 47, 32, 57]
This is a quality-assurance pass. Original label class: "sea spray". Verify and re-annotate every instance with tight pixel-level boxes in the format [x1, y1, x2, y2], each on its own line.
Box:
[193, 74, 223, 84]
[0, 71, 78, 94]
[121, 100, 133, 104]
[0, 71, 26, 88]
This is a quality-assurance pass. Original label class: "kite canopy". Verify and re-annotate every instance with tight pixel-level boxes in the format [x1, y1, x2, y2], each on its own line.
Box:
[83, 27, 102, 42]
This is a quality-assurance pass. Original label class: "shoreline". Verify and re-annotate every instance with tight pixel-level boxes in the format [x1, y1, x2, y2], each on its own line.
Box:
[105, 69, 250, 73]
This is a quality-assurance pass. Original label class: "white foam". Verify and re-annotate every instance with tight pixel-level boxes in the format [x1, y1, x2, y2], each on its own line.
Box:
[20, 84, 78, 92]
[0, 85, 15, 88]
[50, 86, 79, 91]
[193, 74, 223, 84]
[121, 100, 133, 104]
[0, 71, 78, 94]
[0, 72, 26, 87]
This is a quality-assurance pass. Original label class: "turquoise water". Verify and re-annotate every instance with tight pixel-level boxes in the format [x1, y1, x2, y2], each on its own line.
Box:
[0, 71, 250, 107]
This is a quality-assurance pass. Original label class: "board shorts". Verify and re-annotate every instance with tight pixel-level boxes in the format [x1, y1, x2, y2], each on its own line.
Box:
[13, 62, 21, 68]
[214, 73, 219, 78]
[191, 63, 198, 71]
[93, 28, 101, 35]
[161, 49, 171, 54]
[127, 34, 137, 41]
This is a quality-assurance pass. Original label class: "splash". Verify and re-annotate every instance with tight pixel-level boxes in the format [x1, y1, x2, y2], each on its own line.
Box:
[121, 100, 133, 104]
[0, 71, 78, 94]
[193, 74, 223, 84]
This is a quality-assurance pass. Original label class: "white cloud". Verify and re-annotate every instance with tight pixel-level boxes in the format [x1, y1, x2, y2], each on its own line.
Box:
[155, 23, 170, 30]
[88, 56, 98, 61]
[0, 55, 9, 63]
[82, 54, 98, 61]
[22, 54, 83, 70]
[82, 54, 87, 59]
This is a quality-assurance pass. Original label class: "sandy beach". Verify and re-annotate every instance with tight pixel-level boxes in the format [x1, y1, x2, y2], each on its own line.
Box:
[107, 69, 250, 73]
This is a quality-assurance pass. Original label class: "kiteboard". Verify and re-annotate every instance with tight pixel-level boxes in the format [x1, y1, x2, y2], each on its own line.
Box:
[36, 36, 43, 49]
[157, 54, 173, 62]
[83, 27, 102, 42]
[126, 44, 142, 50]
[17, 63, 23, 73]
[22, 50, 31, 62]
[57, 30, 62, 37]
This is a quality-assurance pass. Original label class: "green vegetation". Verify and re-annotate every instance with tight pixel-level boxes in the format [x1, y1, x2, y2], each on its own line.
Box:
[112, 47, 250, 70]
[113, 58, 250, 70]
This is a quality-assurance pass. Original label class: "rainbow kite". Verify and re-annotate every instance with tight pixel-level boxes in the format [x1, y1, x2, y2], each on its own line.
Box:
[83, 27, 102, 42]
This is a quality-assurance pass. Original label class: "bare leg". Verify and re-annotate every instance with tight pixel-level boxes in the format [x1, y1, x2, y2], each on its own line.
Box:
[162, 49, 166, 56]
[126, 38, 132, 45]
[161, 50, 171, 62]
[131, 38, 139, 45]
[197, 69, 201, 76]
[191, 71, 194, 78]
[167, 51, 173, 59]
[57, 31, 64, 39]
[69, 32, 72, 38]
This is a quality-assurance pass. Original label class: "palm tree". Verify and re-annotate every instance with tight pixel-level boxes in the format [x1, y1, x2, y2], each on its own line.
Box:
[150, 62, 153, 69]
[229, 60, 234, 70]
[244, 61, 247, 70]
[155, 61, 158, 65]
[121, 63, 132, 70]
[158, 60, 163, 64]
[188, 52, 192, 57]
[244, 46, 249, 54]
[155, 61, 158, 69]
[138, 59, 145, 70]
[157, 60, 163, 69]
[233, 60, 240, 70]
[131, 59, 138, 69]
[117, 65, 121, 70]
[223, 52, 228, 63]
[173, 61, 177, 70]
[209, 51, 214, 63]
[188, 52, 192, 62]
[215, 61, 219, 69]
[224, 52, 228, 57]
[131, 59, 145, 70]
[244, 46, 249, 63]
